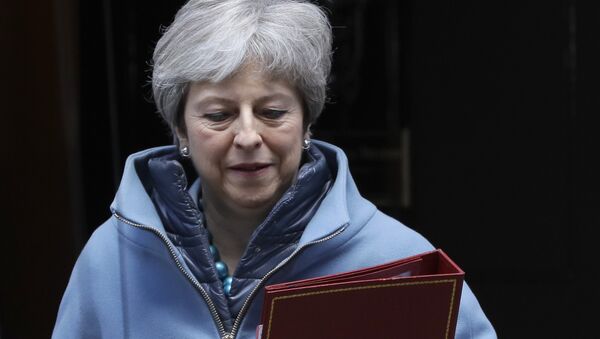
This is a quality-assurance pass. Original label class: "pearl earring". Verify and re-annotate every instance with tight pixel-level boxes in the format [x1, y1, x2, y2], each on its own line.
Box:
[302, 139, 311, 150]
[180, 146, 191, 158]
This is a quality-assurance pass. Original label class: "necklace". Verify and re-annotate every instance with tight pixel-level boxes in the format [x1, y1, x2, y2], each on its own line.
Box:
[208, 231, 233, 296]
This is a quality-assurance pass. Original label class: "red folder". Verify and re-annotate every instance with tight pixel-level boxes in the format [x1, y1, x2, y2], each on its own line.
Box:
[257, 249, 464, 339]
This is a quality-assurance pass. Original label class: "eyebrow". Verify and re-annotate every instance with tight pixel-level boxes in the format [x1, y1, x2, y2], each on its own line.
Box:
[193, 96, 236, 106]
[192, 93, 295, 109]
[255, 93, 295, 106]
[189, 96, 234, 113]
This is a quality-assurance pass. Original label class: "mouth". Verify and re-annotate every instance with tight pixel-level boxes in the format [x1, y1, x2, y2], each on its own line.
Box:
[229, 163, 271, 173]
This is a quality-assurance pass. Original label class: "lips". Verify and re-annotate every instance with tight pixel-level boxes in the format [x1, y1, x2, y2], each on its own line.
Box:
[229, 163, 271, 172]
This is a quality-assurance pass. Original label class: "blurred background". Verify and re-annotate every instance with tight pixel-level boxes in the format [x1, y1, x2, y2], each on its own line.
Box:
[2, 0, 599, 338]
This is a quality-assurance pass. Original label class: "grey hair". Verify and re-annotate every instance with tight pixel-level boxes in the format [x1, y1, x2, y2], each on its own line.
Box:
[152, 0, 332, 141]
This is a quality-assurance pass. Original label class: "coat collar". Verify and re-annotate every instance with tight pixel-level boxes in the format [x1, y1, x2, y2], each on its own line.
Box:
[109, 141, 375, 247]
[110, 146, 175, 233]
[298, 140, 375, 246]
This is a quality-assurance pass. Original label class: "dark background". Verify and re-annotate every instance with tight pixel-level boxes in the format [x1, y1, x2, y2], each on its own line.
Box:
[2, 0, 599, 338]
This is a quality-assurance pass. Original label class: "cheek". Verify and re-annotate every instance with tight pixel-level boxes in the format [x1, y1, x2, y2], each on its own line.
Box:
[187, 132, 228, 175]
[187, 123, 227, 153]
[276, 134, 304, 169]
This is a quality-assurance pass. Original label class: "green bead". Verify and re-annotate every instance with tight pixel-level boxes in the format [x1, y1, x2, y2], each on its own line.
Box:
[223, 277, 233, 296]
[215, 261, 229, 280]
[209, 245, 220, 261]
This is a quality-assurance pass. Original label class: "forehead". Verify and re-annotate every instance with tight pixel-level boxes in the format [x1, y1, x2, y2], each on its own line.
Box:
[188, 64, 299, 102]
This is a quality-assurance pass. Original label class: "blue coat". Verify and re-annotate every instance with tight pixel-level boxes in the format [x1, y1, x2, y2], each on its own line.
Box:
[53, 140, 496, 339]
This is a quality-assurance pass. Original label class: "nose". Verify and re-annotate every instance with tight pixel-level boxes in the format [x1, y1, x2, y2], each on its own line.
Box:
[233, 110, 262, 150]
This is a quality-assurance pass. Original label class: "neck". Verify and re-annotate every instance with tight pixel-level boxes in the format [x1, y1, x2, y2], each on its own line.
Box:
[202, 195, 270, 272]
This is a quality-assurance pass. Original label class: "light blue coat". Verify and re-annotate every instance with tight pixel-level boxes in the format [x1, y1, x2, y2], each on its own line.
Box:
[53, 140, 496, 339]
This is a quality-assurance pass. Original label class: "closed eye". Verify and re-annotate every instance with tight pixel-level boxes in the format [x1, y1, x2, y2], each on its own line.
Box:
[261, 109, 287, 120]
[203, 112, 232, 122]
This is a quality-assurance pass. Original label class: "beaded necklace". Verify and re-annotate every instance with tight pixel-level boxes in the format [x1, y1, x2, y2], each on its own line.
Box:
[207, 231, 233, 296]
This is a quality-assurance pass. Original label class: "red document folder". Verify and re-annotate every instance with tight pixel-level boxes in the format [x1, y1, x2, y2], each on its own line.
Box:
[257, 249, 464, 339]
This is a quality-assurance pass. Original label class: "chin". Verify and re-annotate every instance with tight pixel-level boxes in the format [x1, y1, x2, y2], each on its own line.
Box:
[232, 191, 280, 211]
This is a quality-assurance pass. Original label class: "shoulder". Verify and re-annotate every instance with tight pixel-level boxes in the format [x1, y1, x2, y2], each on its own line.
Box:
[365, 210, 434, 251]
[75, 215, 173, 272]
[63, 217, 118, 288]
[65, 214, 165, 289]
[53, 215, 178, 338]
[345, 209, 435, 264]
[307, 204, 435, 274]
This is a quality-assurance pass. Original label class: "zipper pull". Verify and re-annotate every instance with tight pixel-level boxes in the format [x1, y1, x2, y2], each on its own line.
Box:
[222, 333, 234, 339]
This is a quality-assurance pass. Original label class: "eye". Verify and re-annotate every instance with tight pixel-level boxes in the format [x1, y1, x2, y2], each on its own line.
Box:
[203, 112, 232, 122]
[261, 109, 287, 120]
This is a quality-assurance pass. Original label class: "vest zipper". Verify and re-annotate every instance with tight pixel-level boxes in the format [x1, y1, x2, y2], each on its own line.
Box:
[228, 224, 347, 338]
[113, 212, 347, 339]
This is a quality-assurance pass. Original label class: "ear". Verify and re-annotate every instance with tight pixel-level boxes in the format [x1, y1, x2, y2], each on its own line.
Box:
[175, 99, 189, 145]
[303, 124, 312, 140]
[175, 127, 188, 147]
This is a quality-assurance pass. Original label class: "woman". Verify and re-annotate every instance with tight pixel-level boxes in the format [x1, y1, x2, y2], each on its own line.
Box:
[53, 1, 496, 338]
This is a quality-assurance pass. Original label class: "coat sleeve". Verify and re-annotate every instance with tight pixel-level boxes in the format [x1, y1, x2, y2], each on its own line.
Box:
[52, 221, 123, 339]
[52, 264, 103, 339]
[357, 211, 498, 339]
[52, 243, 104, 339]
[455, 282, 497, 339]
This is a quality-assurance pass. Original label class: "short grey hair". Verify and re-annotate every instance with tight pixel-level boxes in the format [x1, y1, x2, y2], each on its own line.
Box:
[152, 0, 332, 140]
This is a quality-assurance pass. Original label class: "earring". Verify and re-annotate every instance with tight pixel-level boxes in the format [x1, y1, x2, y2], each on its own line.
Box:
[180, 146, 191, 158]
[302, 139, 311, 150]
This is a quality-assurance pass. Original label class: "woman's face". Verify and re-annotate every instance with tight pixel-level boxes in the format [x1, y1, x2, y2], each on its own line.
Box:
[180, 65, 307, 215]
